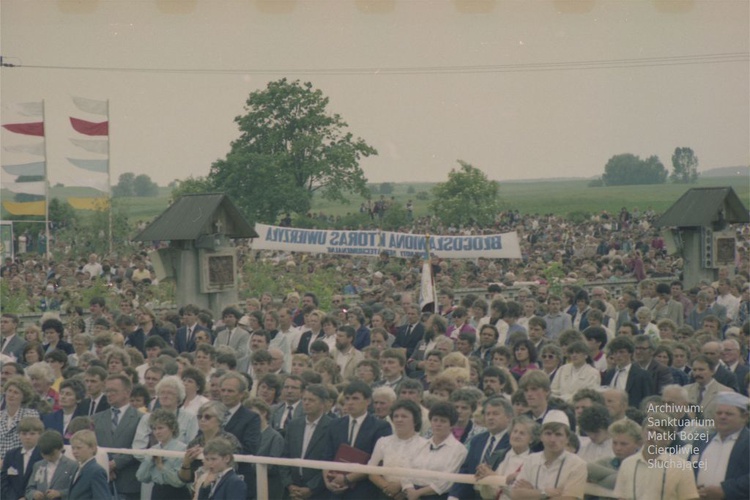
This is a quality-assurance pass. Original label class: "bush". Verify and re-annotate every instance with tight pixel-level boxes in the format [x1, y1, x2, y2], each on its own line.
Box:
[415, 191, 430, 200]
[588, 178, 604, 187]
[567, 210, 591, 224]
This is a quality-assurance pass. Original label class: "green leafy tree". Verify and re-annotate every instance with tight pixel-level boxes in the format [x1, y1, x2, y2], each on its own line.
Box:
[170, 176, 214, 202]
[112, 172, 135, 197]
[670, 147, 699, 184]
[380, 182, 395, 195]
[209, 78, 377, 223]
[49, 198, 78, 227]
[429, 161, 502, 227]
[133, 174, 159, 197]
[602, 153, 667, 186]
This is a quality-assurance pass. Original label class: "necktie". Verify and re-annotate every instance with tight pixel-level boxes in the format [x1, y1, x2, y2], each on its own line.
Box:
[284, 405, 294, 429]
[612, 368, 625, 388]
[187, 327, 194, 345]
[348, 418, 357, 445]
[483, 435, 496, 463]
[405, 324, 413, 337]
[89, 399, 96, 416]
[697, 386, 705, 405]
[112, 407, 121, 431]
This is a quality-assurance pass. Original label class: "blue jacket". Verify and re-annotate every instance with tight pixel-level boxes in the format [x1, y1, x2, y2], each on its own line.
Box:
[42, 408, 86, 443]
[208, 469, 247, 500]
[0, 446, 42, 500]
[67, 458, 111, 500]
[326, 413, 392, 499]
[224, 405, 260, 499]
[449, 430, 510, 500]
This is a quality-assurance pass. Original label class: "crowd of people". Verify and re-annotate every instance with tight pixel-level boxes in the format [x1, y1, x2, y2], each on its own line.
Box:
[0, 204, 748, 500]
[0, 268, 748, 499]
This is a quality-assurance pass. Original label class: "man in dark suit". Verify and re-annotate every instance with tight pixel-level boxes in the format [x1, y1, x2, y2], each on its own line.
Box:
[449, 396, 513, 500]
[601, 336, 654, 408]
[119, 315, 145, 356]
[220, 372, 261, 499]
[284, 384, 333, 500]
[633, 335, 673, 394]
[691, 392, 749, 500]
[701, 341, 739, 392]
[174, 304, 209, 353]
[324, 381, 391, 499]
[393, 305, 424, 359]
[77, 366, 110, 416]
[270, 375, 305, 434]
[137, 307, 171, 345]
[92, 374, 142, 500]
[722, 338, 750, 395]
[0, 418, 43, 500]
[0, 313, 26, 361]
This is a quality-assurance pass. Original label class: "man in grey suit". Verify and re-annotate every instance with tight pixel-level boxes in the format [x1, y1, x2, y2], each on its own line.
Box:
[92, 374, 141, 500]
[213, 306, 250, 359]
[25, 430, 78, 500]
[650, 283, 684, 326]
[270, 374, 305, 434]
[1, 314, 26, 361]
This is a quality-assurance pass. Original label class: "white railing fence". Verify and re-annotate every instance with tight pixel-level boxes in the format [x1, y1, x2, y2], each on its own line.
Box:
[102, 446, 616, 499]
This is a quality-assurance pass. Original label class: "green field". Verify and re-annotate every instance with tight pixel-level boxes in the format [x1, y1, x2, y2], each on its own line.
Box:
[309, 176, 749, 221]
[2, 177, 748, 225]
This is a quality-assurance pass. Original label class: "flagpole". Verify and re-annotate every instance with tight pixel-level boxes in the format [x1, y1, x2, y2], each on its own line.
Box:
[107, 99, 112, 255]
[42, 99, 51, 261]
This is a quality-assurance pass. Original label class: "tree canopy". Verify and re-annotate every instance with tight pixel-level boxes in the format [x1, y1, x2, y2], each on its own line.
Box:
[670, 147, 699, 184]
[209, 78, 377, 224]
[601, 153, 667, 186]
[113, 172, 159, 197]
[429, 161, 502, 227]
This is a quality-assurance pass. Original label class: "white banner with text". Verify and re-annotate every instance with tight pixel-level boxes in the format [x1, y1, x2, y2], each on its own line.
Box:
[253, 224, 522, 259]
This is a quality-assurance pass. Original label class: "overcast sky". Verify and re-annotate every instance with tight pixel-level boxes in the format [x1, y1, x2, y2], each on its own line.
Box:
[1, 0, 748, 187]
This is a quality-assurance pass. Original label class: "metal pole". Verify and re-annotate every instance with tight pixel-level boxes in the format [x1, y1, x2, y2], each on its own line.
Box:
[42, 99, 51, 261]
[107, 99, 112, 255]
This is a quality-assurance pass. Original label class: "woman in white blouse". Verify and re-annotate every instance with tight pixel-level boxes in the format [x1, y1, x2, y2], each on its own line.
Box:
[369, 399, 428, 499]
[403, 401, 468, 499]
[478, 415, 537, 500]
[180, 367, 209, 415]
[550, 341, 601, 402]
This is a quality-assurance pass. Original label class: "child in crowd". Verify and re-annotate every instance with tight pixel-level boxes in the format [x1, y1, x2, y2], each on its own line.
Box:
[26, 430, 77, 500]
[67, 430, 110, 500]
[0, 416, 44, 500]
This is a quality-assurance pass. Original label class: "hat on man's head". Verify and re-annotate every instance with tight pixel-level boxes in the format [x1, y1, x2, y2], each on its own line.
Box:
[715, 392, 749, 411]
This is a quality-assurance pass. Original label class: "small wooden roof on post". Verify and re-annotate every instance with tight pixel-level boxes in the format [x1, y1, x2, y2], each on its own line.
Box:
[132, 193, 258, 241]
[653, 187, 749, 229]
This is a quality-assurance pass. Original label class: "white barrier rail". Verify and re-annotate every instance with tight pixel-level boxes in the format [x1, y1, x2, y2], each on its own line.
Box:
[102, 446, 617, 499]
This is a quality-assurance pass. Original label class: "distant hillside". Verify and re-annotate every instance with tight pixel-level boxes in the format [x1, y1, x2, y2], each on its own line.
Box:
[503, 177, 589, 183]
[702, 165, 750, 177]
